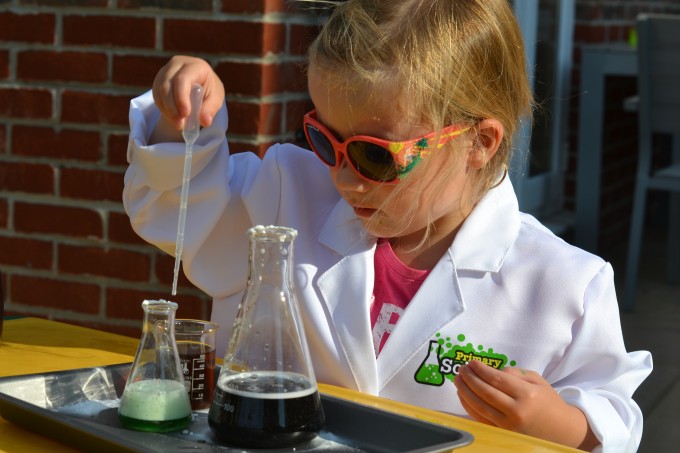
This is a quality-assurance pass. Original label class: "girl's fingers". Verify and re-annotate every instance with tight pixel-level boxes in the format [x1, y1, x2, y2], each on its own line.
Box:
[199, 78, 225, 128]
[457, 392, 496, 426]
[463, 359, 526, 399]
[502, 366, 545, 385]
[454, 368, 506, 423]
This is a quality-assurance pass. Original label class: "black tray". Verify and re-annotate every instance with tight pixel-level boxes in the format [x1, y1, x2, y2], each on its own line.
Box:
[0, 364, 473, 452]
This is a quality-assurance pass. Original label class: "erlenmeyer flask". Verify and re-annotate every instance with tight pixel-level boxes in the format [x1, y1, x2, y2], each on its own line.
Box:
[119, 299, 192, 432]
[208, 226, 325, 448]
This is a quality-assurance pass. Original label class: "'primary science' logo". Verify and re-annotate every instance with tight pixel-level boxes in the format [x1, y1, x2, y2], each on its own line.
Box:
[414, 333, 516, 386]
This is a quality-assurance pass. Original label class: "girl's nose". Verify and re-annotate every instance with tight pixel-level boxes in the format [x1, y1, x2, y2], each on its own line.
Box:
[332, 153, 369, 192]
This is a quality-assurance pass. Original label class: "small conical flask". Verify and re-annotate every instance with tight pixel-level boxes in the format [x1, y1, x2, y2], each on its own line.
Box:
[119, 299, 192, 432]
[208, 226, 325, 448]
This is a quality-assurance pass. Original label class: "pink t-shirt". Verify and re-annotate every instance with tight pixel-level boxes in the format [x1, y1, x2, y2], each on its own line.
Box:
[370, 238, 431, 356]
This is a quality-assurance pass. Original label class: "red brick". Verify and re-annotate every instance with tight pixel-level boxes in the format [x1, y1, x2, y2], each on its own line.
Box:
[215, 62, 262, 96]
[227, 142, 258, 156]
[112, 54, 168, 87]
[215, 61, 300, 97]
[155, 252, 193, 288]
[575, 4, 603, 21]
[573, 24, 606, 44]
[63, 15, 155, 48]
[61, 90, 130, 126]
[177, 295, 212, 321]
[109, 211, 148, 246]
[58, 244, 151, 281]
[0, 198, 7, 228]
[262, 22, 286, 54]
[290, 24, 319, 56]
[224, 142, 270, 158]
[107, 133, 129, 166]
[19, 0, 107, 6]
[11, 274, 100, 314]
[0, 12, 55, 44]
[0, 88, 52, 119]
[0, 236, 53, 269]
[0, 50, 8, 79]
[60, 167, 124, 202]
[264, 62, 304, 93]
[12, 126, 101, 161]
[221, 0, 290, 13]
[17, 50, 107, 83]
[286, 99, 313, 132]
[106, 286, 209, 320]
[227, 102, 282, 136]
[608, 25, 625, 42]
[254, 142, 274, 158]
[0, 124, 5, 154]
[118, 0, 212, 10]
[164, 20, 285, 56]
[14, 202, 103, 238]
[0, 161, 54, 194]
[258, 103, 283, 135]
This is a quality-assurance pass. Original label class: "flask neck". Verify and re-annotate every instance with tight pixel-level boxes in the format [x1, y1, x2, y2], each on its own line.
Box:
[141, 300, 178, 335]
[247, 235, 294, 286]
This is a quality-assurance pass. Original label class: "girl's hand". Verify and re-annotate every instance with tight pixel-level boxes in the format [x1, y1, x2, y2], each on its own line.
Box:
[152, 55, 225, 131]
[454, 360, 599, 450]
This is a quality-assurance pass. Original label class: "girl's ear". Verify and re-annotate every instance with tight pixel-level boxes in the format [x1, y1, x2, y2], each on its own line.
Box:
[468, 118, 504, 169]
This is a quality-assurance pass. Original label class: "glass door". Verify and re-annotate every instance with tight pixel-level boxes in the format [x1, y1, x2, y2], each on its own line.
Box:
[511, 0, 574, 221]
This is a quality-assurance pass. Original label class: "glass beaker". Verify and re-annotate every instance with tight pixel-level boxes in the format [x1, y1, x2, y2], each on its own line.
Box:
[175, 319, 219, 410]
[119, 299, 192, 432]
[208, 226, 325, 448]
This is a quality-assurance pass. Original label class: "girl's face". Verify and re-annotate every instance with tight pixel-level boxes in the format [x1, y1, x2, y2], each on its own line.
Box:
[307, 66, 478, 247]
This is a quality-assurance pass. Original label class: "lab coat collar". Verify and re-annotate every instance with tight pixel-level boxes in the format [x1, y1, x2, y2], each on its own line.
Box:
[318, 200, 375, 255]
[317, 200, 379, 393]
[449, 176, 519, 272]
[376, 250, 465, 389]
[376, 178, 519, 389]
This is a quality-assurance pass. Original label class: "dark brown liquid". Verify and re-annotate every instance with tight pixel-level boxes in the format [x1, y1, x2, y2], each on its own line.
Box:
[208, 372, 325, 448]
[177, 341, 215, 410]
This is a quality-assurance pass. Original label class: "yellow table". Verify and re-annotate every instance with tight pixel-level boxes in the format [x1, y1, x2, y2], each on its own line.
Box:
[0, 318, 580, 453]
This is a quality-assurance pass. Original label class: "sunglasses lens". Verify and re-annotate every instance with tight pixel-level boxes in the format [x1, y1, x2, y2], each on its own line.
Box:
[347, 142, 398, 182]
[306, 124, 337, 166]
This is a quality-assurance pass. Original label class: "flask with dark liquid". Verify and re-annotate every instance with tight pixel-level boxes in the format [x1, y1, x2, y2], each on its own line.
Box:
[208, 226, 325, 448]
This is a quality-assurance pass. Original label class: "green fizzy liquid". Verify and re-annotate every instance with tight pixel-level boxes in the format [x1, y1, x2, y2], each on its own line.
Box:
[119, 379, 192, 433]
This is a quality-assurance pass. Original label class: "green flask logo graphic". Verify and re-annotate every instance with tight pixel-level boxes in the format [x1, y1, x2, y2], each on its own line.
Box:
[414, 340, 444, 386]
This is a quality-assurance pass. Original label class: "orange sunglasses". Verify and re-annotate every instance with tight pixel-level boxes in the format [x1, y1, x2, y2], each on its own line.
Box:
[303, 109, 471, 183]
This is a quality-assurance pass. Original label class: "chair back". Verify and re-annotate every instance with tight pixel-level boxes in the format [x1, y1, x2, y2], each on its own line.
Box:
[637, 14, 680, 173]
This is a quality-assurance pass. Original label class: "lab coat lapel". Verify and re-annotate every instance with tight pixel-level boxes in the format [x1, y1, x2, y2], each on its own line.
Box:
[376, 250, 465, 390]
[376, 177, 519, 389]
[316, 201, 379, 393]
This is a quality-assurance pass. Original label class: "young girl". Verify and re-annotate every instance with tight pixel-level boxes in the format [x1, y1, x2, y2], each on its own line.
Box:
[124, 0, 651, 451]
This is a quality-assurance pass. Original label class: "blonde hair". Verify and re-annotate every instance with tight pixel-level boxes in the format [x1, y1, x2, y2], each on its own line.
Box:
[305, 0, 533, 240]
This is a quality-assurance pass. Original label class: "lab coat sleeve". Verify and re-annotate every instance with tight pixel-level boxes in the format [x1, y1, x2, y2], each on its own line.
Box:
[122, 90, 275, 298]
[549, 263, 653, 453]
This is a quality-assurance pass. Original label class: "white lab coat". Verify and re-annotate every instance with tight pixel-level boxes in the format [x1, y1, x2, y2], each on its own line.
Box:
[124, 91, 652, 452]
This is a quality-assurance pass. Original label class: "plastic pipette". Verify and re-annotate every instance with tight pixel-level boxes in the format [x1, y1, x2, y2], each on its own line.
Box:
[172, 83, 203, 296]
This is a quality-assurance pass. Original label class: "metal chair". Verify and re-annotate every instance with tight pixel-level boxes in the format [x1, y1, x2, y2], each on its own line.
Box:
[623, 13, 680, 311]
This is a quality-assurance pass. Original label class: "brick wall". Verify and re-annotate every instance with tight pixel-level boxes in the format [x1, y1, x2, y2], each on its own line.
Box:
[569, 0, 680, 254]
[0, 0, 318, 337]
[2, 0, 680, 337]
